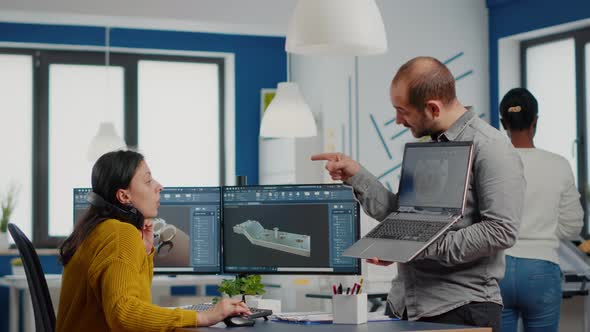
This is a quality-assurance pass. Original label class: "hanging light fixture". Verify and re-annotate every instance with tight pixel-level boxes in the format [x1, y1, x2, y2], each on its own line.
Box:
[259, 82, 317, 138]
[87, 27, 126, 162]
[285, 0, 388, 55]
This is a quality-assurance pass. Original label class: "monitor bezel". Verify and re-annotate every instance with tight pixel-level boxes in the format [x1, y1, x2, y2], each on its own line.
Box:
[220, 183, 362, 275]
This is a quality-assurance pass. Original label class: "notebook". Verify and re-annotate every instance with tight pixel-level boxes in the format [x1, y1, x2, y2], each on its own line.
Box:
[343, 141, 474, 263]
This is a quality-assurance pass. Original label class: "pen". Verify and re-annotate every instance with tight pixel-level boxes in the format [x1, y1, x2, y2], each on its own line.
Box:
[351, 283, 358, 295]
[338, 283, 343, 294]
[333, 284, 337, 295]
[357, 278, 364, 294]
[346, 287, 350, 295]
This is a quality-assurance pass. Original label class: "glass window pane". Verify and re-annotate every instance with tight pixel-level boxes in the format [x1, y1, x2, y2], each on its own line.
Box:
[49, 64, 124, 237]
[526, 38, 577, 183]
[0, 54, 33, 241]
[585, 42, 590, 236]
[138, 60, 220, 186]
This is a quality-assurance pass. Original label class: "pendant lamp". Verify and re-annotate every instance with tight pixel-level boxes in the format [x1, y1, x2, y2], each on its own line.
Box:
[87, 27, 126, 162]
[259, 82, 317, 138]
[285, 0, 388, 55]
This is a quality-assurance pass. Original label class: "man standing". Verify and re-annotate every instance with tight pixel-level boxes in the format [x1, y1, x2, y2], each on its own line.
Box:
[312, 57, 524, 332]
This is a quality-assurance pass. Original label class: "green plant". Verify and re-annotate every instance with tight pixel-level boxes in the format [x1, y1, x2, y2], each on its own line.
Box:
[217, 274, 265, 300]
[10, 257, 22, 266]
[0, 184, 19, 233]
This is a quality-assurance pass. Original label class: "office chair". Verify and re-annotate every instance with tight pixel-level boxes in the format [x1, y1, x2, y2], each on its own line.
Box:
[8, 223, 56, 332]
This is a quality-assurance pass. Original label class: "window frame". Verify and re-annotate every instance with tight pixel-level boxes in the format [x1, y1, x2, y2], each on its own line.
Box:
[520, 26, 590, 237]
[0, 47, 226, 247]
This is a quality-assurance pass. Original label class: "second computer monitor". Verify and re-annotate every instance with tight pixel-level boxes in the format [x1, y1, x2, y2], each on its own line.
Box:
[73, 187, 221, 274]
[222, 184, 360, 274]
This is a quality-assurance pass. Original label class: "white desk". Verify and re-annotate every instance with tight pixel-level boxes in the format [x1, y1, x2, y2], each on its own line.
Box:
[0, 274, 225, 332]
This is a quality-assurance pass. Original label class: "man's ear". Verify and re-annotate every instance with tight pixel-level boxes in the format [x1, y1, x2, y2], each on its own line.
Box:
[115, 188, 131, 205]
[425, 100, 441, 118]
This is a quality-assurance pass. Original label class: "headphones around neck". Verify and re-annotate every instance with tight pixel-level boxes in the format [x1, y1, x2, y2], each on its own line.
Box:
[87, 191, 144, 230]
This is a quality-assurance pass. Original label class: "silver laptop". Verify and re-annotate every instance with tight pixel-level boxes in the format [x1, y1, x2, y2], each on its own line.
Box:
[343, 141, 474, 263]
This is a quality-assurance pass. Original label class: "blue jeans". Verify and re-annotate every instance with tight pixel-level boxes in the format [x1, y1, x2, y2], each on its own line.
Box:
[499, 255, 562, 332]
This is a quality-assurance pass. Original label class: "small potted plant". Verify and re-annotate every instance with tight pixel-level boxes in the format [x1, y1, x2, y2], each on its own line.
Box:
[10, 257, 24, 275]
[216, 274, 265, 304]
[0, 183, 19, 250]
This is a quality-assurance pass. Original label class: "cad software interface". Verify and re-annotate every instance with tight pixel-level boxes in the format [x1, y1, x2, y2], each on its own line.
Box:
[73, 187, 221, 273]
[222, 184, 360, 274]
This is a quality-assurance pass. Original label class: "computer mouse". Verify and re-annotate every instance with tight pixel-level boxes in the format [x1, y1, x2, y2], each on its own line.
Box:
[223, 315, 256, 327]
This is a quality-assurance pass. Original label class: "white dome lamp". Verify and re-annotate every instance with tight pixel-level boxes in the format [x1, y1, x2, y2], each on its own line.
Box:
[87, 122, 127, 162]
[259, 82, 317, 138]
[87, 26, 127, 162]
[286, 0, 388, 55]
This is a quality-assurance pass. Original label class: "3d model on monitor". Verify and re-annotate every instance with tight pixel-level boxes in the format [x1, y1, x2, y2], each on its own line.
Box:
[152, 218, 190, 266]
[233, 220, 311, 257]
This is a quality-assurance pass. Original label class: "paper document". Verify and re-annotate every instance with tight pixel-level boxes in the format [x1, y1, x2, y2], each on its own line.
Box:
[272, 311, 396, 323]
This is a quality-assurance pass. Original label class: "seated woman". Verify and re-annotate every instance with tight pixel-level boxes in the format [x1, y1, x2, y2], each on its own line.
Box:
[499, 88, 583, 332]
[57, 150, 249, 331]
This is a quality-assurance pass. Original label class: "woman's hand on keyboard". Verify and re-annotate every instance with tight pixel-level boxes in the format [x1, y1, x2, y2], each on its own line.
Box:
[197, 298, 252, 327]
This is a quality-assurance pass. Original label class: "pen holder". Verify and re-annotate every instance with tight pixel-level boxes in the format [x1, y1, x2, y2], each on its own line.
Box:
[332, 293, 367, 324]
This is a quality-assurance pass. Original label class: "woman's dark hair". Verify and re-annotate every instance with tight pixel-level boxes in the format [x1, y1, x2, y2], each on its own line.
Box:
[59, 150, 144, 265]
[500, 87, 538, 131]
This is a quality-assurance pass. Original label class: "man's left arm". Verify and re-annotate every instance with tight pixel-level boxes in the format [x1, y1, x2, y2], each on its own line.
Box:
[415, 140, 525, 265]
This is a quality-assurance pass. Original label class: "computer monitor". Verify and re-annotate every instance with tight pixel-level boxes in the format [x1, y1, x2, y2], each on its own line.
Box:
[73, 187, 222, 274]
[222, 184, 360, 274]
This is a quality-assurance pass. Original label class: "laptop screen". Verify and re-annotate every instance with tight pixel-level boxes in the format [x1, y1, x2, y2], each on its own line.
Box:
[397, 142, 473, 212]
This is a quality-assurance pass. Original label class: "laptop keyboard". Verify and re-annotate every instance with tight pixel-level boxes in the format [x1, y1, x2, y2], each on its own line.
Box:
[181, 303, 273, 319]
[367, 219, 448, 242]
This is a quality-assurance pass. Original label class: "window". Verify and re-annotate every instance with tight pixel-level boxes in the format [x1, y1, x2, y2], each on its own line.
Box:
[521, 27, 590, 237]
[137, 59, 223, 186]
[0, 52, 33, 242]
[525, 39, 577, 182]
[48, 64, 125, 237]
[0, 48, 225, 247]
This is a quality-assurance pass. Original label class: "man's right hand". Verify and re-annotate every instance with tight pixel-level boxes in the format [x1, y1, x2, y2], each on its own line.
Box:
[311, 152, 361, 182]
[367, 257, 394, 267]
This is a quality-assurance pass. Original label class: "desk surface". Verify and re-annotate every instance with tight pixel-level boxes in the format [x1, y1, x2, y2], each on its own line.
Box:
[175, 320, 491, 332]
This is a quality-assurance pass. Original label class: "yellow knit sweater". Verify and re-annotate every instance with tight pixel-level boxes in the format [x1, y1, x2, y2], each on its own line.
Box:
[56, 219, 198, 332]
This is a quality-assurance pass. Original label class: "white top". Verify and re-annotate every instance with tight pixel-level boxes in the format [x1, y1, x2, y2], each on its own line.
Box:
[506, 148, 584, 264]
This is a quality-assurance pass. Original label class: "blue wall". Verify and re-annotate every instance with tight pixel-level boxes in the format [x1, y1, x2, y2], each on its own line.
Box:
[0, 255, 63, 332]
[0, 22, 288, 184]
[487, 0, 590, 128]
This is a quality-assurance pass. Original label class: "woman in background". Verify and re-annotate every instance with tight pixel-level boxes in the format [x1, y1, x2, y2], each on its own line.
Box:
[57, 150, 249, 331]
[499, 88, 583, 332]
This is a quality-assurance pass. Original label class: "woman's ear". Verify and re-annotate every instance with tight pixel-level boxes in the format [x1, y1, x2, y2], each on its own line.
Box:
[115, 188, 131, 205]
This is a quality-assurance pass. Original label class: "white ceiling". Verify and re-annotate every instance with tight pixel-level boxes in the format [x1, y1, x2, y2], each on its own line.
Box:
[0, 0, 298, 35]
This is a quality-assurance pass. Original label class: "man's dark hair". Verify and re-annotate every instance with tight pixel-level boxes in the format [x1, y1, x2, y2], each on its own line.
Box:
[392, 56, 456, 110]
[500, 88, 538, 131]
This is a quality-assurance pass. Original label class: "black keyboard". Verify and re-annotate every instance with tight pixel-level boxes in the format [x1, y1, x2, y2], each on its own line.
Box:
[183, 303, 273, 320]
[366, 219, 447, 242]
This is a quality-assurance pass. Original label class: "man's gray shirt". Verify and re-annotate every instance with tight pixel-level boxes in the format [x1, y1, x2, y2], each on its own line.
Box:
[347, 110, 525, 320]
